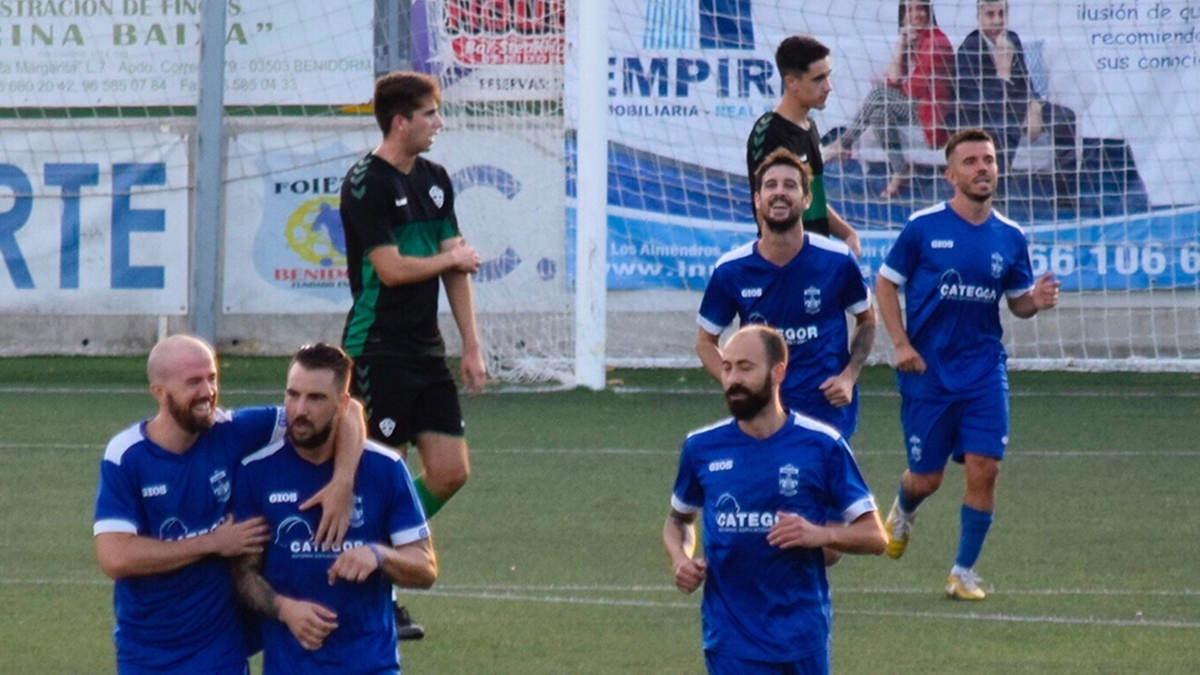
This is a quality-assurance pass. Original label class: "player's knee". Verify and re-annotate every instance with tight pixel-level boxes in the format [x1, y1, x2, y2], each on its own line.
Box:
[445, 462, 470, 494]
[975, 464, 1000, 491]
[428, 461, 469, 497]
[906, 470, 943, 497]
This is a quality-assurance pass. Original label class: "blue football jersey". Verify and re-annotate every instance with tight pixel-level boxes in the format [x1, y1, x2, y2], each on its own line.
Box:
[670, 413, 877, 663]
[233, 440, 429, 675]
[93, 406, 286, 675]
[879, 202, 1035, 400]
[698, 234, 871, 436]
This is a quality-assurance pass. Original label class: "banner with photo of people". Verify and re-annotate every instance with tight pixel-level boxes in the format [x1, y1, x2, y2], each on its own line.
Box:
[577, 0, 1200, 290]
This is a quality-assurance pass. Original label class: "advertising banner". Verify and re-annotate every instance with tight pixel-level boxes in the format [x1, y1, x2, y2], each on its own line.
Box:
[0, 130, 189, 313]
[0, 1, 374, 107]
[223, 125, 567, 314]
[582, 0, 1200, 291]
[411, 0, 565, 102]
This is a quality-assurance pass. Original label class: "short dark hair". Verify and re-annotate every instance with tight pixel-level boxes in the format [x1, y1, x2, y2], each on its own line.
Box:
[373, 71, 442, 136]
[290, 343, 352, 392]
[752, 148, 812, 195]
[774, 35, 831, 80]
[944, 128, 995, 161]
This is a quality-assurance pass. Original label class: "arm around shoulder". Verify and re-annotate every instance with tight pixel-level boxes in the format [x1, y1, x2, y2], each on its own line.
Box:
[300, 398, 367, 547]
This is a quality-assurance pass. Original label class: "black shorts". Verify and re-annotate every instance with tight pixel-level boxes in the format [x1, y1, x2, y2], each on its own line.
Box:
[350, 357, 465, 446]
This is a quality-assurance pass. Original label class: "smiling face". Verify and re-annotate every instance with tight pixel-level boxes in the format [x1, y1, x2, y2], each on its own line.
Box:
[905, 1, 931, 29]
[148, 337, 219, 436]
[753, 163, 811, 234]
[945, 139, 999, 203]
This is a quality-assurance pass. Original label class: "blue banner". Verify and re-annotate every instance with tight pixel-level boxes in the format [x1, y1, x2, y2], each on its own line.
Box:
[597, 205, 1200, 292]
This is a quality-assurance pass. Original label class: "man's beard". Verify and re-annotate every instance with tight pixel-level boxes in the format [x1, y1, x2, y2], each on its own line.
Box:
[964, 174, 995, 203]
[166, 392, 216, 435]
[288, 417, 334, 449]
[762, 200, 802, 234]
[724, 376, 774, 420]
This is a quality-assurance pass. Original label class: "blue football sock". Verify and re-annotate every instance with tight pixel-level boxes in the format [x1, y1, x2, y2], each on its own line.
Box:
[955, 504, 994, 569]
[897, 482, 925, 515]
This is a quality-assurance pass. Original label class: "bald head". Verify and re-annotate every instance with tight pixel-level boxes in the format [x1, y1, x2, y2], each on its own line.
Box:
[146, 335, 219, 437]
[147, 335, 216, 386]
[721, 325, 787, 422]
[726, 325, 788, 371]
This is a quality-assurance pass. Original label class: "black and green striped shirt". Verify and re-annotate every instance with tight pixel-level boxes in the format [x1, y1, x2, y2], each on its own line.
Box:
[746, 111, 831, 236]
[339, 153, 460, 361]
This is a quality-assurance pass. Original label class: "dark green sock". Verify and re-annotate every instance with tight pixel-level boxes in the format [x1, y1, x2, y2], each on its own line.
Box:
[414, 477, 448, 518]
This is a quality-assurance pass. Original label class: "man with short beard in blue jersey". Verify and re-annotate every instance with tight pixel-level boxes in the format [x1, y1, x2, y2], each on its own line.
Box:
[875, 128, 1061, 600]
[665, 325, 886, 675]
[698, 148, 876, 441]
[93, 335, 364, 675]
[231, 343, 435, 675]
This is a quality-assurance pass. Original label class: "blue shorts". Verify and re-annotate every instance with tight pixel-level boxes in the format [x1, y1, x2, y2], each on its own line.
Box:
[705, 649, 829, 675]
[900, 389, 1009, 474]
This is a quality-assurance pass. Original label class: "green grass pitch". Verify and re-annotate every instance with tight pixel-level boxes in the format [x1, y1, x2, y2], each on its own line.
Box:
[1, 357, 1198, 673]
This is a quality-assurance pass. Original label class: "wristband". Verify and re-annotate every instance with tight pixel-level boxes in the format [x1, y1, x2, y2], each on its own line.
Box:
[366, 543, 385, 569]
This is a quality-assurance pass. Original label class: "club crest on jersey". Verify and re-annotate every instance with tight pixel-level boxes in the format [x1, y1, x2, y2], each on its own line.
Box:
[779, 464, 799, 497]
[428, 185, 445, 208]
[991, 252, 1004, 278]
[803, 286, 821, 314]
[379, 417, 397, 438]
[210, 469, 231, 503]
[908, 435, 923, 462]
[350, 495, 365, 529]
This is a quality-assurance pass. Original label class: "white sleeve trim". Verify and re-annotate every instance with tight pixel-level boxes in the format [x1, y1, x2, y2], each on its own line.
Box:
[670, 494, 701, 515]
[93, 519, 138, 536]
[269, 407, 288, 444]
[390, 523, 431, 547]
[1005, 284, 1035, 299]
[841, 496, 878, 525]
[878, 264, 907, 285]
[847, 294, 872, 316]
[696, 314, 726, 337]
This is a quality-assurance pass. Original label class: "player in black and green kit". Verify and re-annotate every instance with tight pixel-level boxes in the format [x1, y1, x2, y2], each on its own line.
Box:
[746, 35, 861, 257]
[339, 70, 485, 639]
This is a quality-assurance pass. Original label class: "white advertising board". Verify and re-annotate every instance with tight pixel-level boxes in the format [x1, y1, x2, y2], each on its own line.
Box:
[0, 129, 189, 313]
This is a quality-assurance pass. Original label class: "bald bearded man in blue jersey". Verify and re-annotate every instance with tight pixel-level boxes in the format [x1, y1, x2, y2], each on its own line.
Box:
[665, 325, 886, 675]
[93, 335, 364, 675]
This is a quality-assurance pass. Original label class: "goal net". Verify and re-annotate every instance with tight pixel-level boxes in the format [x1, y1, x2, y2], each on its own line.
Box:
[2, 0, 1198, 378]
[591, 0, 1200, 372]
